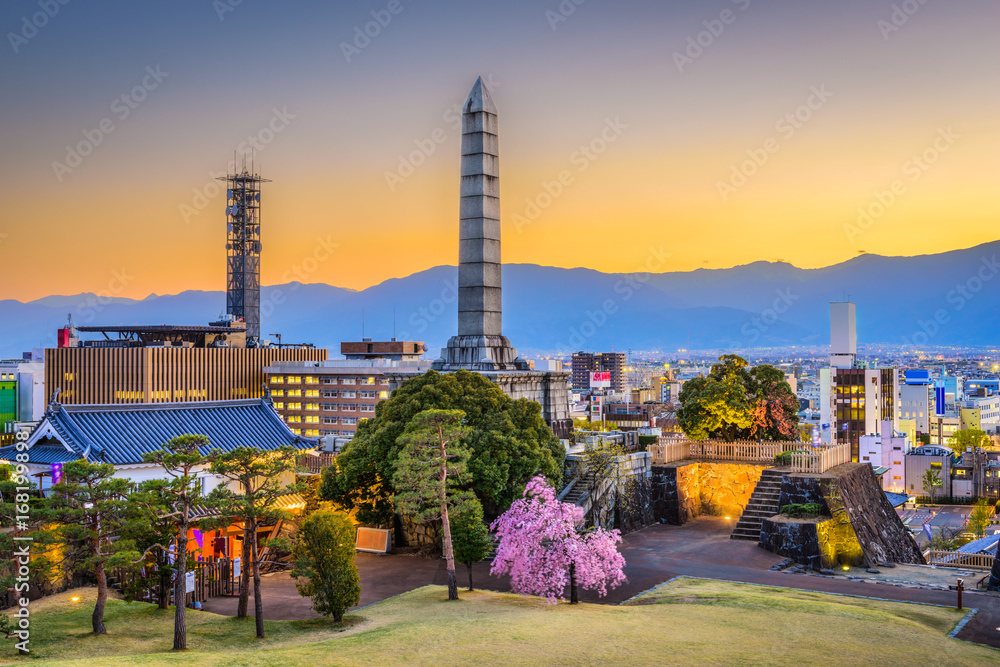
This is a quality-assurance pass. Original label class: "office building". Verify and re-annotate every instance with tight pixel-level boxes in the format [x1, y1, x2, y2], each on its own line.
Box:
[571, 352, 627, 392]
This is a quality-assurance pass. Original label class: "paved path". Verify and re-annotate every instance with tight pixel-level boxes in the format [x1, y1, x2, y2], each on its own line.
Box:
[201, 516, 1000, 649]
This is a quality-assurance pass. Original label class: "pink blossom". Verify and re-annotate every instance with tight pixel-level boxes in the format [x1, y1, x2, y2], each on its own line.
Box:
[490, 475, 627, 603]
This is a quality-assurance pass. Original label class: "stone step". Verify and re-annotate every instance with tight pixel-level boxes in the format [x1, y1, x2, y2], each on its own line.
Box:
[741, 509, 776, 518]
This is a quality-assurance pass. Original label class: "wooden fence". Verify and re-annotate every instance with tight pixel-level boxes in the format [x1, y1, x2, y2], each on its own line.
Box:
[649, 437, 801, 465]
[789, 443, 852, 474]
[649, 437, 850, 474]
[111, 555, 235, 606]
[924, 550, 994, 571]
[297, 452, 336, 474]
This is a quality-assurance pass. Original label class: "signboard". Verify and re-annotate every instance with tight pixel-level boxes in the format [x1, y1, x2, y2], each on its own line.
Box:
[51, 462, 63, 485]
[232, 557, 241, 580]
[185, 571, 195, 594]
[356, 527, 391, 553]
[589, 371, 611, 389]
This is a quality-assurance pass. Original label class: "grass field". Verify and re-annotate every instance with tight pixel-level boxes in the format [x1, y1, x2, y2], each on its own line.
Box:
[2, 578, 997, 666]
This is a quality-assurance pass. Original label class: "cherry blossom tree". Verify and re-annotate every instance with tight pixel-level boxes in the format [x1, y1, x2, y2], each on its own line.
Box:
[490, 476, 626, 604]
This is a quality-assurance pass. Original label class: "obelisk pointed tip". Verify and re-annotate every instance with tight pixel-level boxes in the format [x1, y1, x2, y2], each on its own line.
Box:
[465, 76, 497, 114]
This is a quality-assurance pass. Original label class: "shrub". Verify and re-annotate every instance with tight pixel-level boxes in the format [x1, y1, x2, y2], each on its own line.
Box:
[774, 451, 809, 465]
[637, 435, 658, 451]
[290, 511, 360, 621]
[780, 503, 823, 518]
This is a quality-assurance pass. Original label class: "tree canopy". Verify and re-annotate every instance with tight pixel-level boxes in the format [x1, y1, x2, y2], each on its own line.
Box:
[321, 370, 564, 525]
[677, 355, 799, 442]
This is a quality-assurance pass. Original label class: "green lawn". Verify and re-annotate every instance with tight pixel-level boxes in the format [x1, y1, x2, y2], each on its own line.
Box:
[2, 578, 997, 666]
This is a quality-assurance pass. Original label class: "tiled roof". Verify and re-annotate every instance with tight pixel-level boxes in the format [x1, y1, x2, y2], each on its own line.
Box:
[884, 491, 909, 508]
[0, 444, 78, 465]
[957, 533, 1000, 555]
[27, 399, 318, 466]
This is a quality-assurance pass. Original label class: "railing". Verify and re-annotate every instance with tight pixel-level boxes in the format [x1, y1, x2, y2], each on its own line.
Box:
[110, 555, 235, 606]
[924, 550, 995, 571]
[297, 452, 336, 474]
[649, 437, 801, 465]
[789, 443, 852, 474]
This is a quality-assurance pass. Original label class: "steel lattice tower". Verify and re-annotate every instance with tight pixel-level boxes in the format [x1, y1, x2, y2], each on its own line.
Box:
[218, 159, 269, 345]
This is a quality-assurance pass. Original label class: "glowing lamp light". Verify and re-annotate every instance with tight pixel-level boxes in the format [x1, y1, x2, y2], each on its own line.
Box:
[841, 565, 850, 571]
[724, 516, 731, 521]
[70, 596, 80, 603]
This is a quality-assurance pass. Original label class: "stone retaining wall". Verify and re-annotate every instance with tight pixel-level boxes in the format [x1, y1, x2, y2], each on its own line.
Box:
[760, 463, 924, 568]
[651, 461, 765, 525]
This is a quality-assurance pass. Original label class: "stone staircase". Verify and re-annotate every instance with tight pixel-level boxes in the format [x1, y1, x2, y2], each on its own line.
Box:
[730, 468, 785, 541]
[560, 474, 594, 506]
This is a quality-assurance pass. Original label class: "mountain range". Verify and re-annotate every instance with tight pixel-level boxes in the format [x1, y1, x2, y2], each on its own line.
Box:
[3, 241, 999, 359]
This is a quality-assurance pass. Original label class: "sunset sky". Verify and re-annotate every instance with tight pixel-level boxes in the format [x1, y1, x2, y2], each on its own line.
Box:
[1, 0, 998, 302]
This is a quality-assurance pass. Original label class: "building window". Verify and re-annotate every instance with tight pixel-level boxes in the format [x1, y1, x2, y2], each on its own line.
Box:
[271, 389, 284, 397]
[341, 377, 355, 385]
[287, 376, 301, 384]
[305, 403, 319, 411]
[360, 391, 376, 399]
[323, 391, 338, 398]
[270, 376, 284, 384]
[379, 390, 389, 399]
[364, 377, 376, 385]
[342, 404, 357, 412]
[289, 428, 301, 435]
[342, 417, 357, 425]
[322, 403, 335, 411]
[273, 402, 284, 410]
[341, 391, 356, 399]
[287, 415, 301, 423]
[322, 378, 336, 385]
[305, 376, 318, 384]
[323, 417, 337, 424]
[288, 402, 302, 411]
[305, 389, 320, 398]
[360, 405, 375, 413]
[305, 429, 320, 437]
[305, 415, 319, 424]
[287, 389, 302, 397]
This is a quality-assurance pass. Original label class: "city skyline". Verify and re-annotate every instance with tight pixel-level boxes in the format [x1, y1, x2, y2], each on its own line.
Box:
[1, 0, 998, 303]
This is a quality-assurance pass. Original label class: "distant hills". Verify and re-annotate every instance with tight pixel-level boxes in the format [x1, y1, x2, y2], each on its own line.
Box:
[3, 240, 999, 359]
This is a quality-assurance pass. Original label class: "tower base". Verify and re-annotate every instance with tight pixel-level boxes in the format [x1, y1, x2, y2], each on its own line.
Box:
[433, 335, 530, 372]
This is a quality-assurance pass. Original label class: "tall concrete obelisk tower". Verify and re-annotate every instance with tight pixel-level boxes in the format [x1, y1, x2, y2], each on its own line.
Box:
[436, 77, 527, 372]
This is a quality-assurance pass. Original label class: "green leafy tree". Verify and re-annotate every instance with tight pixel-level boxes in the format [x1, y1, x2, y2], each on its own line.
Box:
[450, 497, 492, 591]
[43, 460, 136, 635]
[968, 498, 993, 538]
[321, 370, 564, 525]
[922, 467, 942, 504]
[290, 510, 360, 621]
[393, 409, 473, 600]
[140, 434, 216, 651]
[677, 355, 799, 442]
[207, 445, 303, 638]
[949, 428, 990, 456]
[117, 492, 181, 610]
